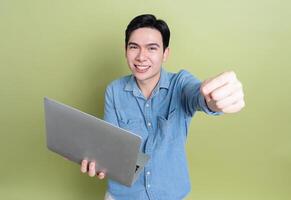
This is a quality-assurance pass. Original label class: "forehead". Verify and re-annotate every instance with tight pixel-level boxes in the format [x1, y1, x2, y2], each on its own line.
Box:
[128, 27, 163, 45]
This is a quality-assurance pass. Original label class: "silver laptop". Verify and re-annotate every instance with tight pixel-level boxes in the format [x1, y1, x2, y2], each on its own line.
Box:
[44, 97, 149, 187]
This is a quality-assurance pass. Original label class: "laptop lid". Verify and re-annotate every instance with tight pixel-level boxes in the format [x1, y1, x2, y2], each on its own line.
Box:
[44, 97, 149, 186]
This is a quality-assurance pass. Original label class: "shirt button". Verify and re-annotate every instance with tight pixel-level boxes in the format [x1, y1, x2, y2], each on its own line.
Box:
[147, 122, 151, 127]
[146, 103, 149, 107]
[146, 171, 150, 175]
[147, 184, 151, 188]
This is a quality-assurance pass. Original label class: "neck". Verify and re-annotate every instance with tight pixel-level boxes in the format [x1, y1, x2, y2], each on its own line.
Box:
[136, 73, 161, 99]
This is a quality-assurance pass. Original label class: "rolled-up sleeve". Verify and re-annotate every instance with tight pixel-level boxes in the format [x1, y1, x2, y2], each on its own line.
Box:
[180, 70, 222, 117]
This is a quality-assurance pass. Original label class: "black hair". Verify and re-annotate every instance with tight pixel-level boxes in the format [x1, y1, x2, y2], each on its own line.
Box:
[125, 14, 170, 51]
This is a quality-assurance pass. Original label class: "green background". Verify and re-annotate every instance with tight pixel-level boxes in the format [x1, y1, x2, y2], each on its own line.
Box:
[1, 0, 290, 199]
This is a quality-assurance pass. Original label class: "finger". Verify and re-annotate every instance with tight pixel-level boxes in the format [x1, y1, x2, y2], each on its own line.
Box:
[97, 171, 106, 179]
[81, 160, 88, 173]
[210, 81, 242, 101]
[222, 99, 245, 113]
[202, 71, 236, 96]
[216, 90, 244, 109]
[200, 79, 212, 102]
[88, 161, 96, 177]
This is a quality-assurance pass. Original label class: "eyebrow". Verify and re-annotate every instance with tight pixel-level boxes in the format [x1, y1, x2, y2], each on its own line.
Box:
[147, 43, 160, 48]
[128, 42, 160, 48]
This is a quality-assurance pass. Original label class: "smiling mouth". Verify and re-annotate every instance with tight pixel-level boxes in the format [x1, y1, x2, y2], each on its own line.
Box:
[134, 64, 150, 73]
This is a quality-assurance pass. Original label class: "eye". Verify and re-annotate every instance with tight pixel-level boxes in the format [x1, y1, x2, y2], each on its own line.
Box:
[148, 46, 158, 51]
[128, 45, 138, 49]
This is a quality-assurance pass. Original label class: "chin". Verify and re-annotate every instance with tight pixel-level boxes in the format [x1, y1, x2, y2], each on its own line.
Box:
[130, 68, 149, 77]
[133, 73, 149, 81]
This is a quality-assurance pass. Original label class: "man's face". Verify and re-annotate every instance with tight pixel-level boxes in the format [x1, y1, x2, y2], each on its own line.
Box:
[126, 27, 169, 85]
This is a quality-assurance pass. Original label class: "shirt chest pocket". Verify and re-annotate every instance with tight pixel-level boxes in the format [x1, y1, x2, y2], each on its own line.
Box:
[118, 119, 143, 137]
[157, 108, 179, 144]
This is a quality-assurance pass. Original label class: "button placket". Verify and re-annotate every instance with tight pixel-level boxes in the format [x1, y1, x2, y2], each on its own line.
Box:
[145, 168, 152, 191]
[144, 101, 152, 130]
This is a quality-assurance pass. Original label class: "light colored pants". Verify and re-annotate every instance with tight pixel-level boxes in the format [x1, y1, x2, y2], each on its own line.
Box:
[104, 191, 115, 200]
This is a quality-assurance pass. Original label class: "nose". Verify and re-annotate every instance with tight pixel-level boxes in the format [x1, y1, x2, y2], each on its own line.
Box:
[136, 48, 147, 62]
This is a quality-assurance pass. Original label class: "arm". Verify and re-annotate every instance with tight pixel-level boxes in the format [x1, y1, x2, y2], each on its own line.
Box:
[103, 85, 119, 126]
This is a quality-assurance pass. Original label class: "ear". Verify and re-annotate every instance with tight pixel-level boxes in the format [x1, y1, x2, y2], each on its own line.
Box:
[162, 47, 170, 62]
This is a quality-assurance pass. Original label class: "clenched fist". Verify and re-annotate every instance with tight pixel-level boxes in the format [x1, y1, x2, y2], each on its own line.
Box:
[201, 71, 245, 113]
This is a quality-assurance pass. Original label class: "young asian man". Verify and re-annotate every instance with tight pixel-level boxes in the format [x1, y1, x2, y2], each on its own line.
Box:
[81, 14, 245, 200]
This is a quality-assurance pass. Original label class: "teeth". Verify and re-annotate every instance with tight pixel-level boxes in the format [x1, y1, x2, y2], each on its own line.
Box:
[135, 64, 150, 71]
[135, 65, 149, 69]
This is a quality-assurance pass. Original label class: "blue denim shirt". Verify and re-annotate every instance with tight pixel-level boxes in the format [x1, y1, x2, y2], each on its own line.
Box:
[103, 68, 220, 200]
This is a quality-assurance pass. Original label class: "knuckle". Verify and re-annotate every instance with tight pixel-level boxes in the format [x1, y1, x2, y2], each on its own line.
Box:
[217, 77, 225, 85]
[227, 70, 236, 80]
[229, 70, 235, 76]
[236, 81, 242, 89]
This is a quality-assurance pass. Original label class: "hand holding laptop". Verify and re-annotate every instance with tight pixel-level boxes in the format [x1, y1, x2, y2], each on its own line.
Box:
[80, 159, 106, 179]
[63, 156, 106, 179]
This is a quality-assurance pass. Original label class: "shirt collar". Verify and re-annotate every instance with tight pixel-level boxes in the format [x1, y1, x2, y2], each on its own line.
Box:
[124, 67, 170, 93]
[159, 68, 170, 89]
